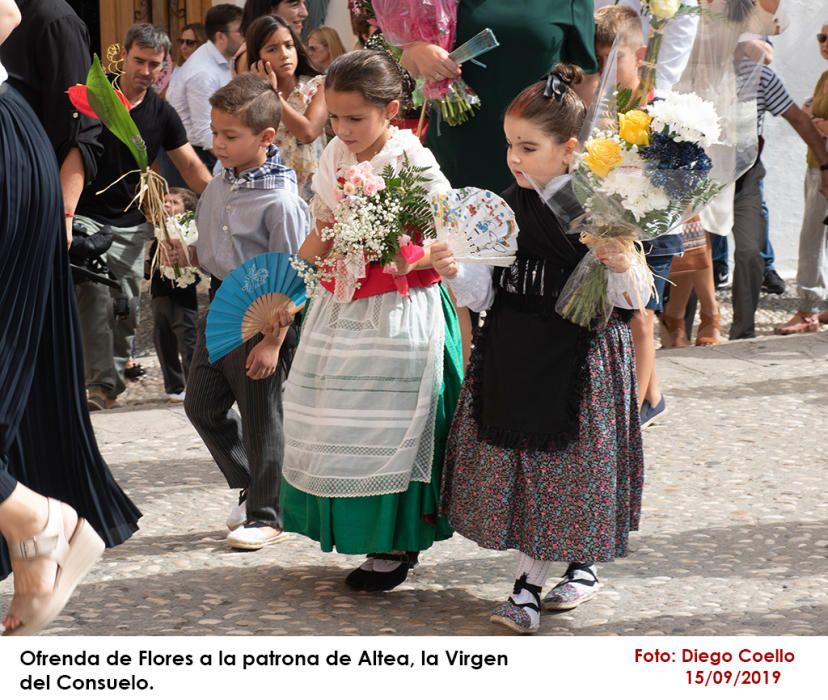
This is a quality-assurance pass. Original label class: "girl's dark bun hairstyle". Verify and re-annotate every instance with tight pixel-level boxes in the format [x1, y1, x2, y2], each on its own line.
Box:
[506, 63, 586, 143]
[324, 49, 403, 106]
[246, 15, 320, 79]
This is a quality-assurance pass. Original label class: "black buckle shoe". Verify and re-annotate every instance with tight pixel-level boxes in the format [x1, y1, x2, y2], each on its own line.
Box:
[345, 551, 419, 592]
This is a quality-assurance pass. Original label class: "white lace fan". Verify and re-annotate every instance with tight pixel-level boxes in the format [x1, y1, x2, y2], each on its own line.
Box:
[431, 188, 519, 266]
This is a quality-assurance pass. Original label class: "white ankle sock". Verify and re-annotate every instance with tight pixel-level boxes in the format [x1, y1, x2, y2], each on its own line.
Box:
[515, 553, 555, 588]
[371, 558, 402, 573]
[510, 553, 554, 627]
[553, 562, 599, 596]
[361, 553, 407, 574]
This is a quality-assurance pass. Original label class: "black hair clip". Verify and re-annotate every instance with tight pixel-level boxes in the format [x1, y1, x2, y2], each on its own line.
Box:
[543, 71, 570, 102]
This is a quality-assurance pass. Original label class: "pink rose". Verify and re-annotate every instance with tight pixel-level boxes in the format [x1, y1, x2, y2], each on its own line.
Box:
[342, 181, 357, 196]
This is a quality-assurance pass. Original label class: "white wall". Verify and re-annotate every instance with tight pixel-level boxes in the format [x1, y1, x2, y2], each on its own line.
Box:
[324, 0, 357, 49]
[762, 6, 828, 276]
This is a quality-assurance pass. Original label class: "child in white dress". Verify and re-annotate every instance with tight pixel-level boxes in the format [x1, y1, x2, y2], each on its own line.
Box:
[278, 50, 464, 592]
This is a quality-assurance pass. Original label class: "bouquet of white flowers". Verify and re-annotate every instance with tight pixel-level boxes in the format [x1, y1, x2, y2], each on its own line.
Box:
[550, 85, 723, 327]
[154, 210, 200, 288]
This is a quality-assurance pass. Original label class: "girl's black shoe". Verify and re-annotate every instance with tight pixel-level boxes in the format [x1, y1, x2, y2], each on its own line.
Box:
[345, 551, 419, 592]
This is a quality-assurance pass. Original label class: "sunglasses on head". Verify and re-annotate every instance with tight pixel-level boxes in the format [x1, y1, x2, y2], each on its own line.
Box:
[818, 33, 828, 44]
[179, 38, 198, 46]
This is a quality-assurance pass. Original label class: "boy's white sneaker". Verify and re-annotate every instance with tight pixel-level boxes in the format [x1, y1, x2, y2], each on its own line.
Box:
[226, 522, 290, 551]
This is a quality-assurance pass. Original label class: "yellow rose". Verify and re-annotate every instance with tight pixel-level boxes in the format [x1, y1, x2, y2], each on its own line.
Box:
[582, 138, 623, 178]
[618, 110, 652, 146]
[648, 0, 681, 20]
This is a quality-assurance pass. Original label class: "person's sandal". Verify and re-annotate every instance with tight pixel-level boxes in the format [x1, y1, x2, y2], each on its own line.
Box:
[695, 312, 721, 346]
[489, 575, 542, 634]
[659, 314, 690, 349]
[86, 389, 115, 412]
[542, 563, 601, 611]
[774, 311, 819, 335]
[3, 499, 105, 636]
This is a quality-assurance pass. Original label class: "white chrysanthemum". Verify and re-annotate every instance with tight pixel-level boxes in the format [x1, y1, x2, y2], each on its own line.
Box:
[598, 163, 670, 221]
[646, 92, 720, 149]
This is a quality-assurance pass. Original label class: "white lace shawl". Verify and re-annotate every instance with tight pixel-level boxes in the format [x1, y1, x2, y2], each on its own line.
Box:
[309, 126, 451, 226]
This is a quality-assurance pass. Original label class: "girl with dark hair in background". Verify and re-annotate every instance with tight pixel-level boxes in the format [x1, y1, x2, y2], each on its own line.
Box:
[247, 14, 326, 201]
[235, 0, 310, 73]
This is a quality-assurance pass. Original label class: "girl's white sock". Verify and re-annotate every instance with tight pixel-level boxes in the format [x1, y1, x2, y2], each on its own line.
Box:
[510, 553, 555, 627]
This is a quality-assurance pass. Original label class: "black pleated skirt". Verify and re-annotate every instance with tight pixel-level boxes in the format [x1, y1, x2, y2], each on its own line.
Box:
[0, 83, 141, 579]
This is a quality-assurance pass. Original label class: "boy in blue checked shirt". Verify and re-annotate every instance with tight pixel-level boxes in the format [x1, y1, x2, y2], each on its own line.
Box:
[183, 73, 309, 550]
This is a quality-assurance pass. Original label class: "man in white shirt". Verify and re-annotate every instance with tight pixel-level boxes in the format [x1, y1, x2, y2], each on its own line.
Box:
[167, 3, 243, 170]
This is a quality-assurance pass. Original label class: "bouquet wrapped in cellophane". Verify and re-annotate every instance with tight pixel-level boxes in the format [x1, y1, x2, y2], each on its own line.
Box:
[536, 5, 766, 328]
[372, 0, 498, 126]
[292, 156, 435, 302]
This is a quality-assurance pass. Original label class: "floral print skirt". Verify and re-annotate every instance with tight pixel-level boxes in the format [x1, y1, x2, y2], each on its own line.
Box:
[440, 315, 644, 562]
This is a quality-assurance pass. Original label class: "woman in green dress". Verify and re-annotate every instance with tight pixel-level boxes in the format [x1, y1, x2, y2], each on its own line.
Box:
[400, 0, 597, 193]
[397, 0, 597, 360]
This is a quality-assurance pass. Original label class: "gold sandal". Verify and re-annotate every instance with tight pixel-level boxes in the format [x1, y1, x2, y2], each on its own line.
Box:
[695, 312, 721, 346]
[659, 314, 690, 349]
[3, 499, 104, 636]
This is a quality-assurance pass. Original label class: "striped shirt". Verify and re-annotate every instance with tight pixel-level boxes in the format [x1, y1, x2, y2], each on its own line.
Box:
[737, 61, 795, 136]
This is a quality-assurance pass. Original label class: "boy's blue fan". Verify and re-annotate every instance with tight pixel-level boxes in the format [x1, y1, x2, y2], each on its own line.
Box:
[206, 252, 307, 363]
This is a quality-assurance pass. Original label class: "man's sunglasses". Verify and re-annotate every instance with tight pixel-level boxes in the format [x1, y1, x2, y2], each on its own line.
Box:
[818, 33, 828, 44]
[179, 38, 199, 47]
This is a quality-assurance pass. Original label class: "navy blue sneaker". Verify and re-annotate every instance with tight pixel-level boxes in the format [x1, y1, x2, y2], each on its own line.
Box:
[640, 395, 667, 429]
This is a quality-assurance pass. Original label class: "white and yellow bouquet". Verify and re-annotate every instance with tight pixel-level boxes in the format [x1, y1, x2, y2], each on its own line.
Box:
[543, 77, 724, 328]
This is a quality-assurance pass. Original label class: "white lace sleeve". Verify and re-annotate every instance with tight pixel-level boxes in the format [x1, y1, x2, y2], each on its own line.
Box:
[606, 258, 654, 310]
[443, 262, 495, 312]
[299, 74, 325, 105]
[309, 138, 342, 226]
[310, 195, 334, 227]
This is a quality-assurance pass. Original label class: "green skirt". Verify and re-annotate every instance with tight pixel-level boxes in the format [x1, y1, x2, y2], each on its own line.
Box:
[280, 285, 463, 554]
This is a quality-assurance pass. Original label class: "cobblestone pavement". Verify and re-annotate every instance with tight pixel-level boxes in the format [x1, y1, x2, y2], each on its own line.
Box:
[2, 282, 827, 636]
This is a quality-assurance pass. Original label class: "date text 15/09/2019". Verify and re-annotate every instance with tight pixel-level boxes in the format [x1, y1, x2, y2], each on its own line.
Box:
[634, 648, 795, 665]
[634, 649, 793, 688]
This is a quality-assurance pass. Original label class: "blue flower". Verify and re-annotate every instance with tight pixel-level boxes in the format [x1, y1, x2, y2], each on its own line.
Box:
[640, 131, 713, 201]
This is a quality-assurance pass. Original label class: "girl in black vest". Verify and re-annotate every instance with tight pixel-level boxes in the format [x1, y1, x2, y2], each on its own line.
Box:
[434, 65, 647, 634]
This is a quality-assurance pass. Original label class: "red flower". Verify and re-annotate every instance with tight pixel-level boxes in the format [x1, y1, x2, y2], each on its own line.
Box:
[66, 84, 131, 118]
